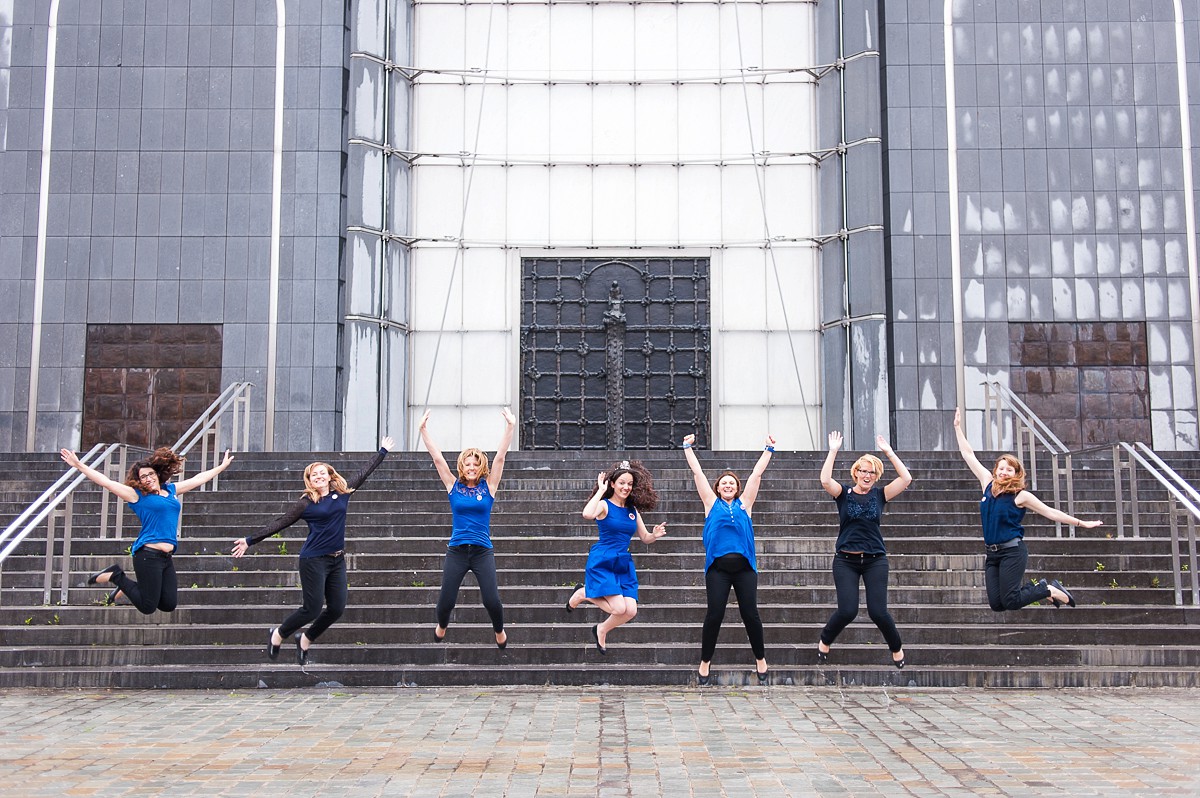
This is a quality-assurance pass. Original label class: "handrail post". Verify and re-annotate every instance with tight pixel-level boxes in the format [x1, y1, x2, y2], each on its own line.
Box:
[1051, 452, 1062, 537]
[1187, 513, 1200, 605]
[42, 493, 72, 605]
[1064, 452, 1075, 534]
[1169, 506, 1184, 605]
[1129, 453, 1141, 539]
[58, 493, 72, 605]
[1112, 445, 1126, 539]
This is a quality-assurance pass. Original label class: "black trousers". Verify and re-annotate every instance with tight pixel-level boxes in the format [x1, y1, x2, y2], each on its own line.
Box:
[700, 553, 765, 662]
[820, 552, 903, 652]
[279, 554, 347, 641]
[436, 544, 505, 632]
[985, 539, 1052, 611]
[113, 547, 177, 616]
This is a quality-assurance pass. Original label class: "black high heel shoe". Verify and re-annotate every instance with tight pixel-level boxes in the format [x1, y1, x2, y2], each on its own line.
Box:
[294, 633, 309, 666]
[1048, 579, 1077, 608]
[565, 582, 583, 613]
[86, 564, 122, 586]
[266, 628, 281, 661]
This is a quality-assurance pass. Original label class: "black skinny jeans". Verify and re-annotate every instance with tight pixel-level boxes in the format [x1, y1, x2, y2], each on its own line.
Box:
[113, 547, 177, 615]
[985, 539, 1052, 611]
[820, 552, 903, 652]
[436, 544, 505, 632]
[700, 553, 765, 662]
[278, 553, 347, 641]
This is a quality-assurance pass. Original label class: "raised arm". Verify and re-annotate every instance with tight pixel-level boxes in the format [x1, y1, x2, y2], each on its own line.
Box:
[634, 511, 668, 544]
[582, 472, 610, 521]
[819, 431, 843, 499]
[738, 434, 775, 511]
[877, 435, 913, 502]
[59, 448, 139, 504]
[682, 433, 717, 513]
[175, 450, 235, 495]
[953, 407, 993, 489]
[1016, 491, 1102, 529]
[485, 407, 516, 495]
[418, 411, 456, 492]
[344, 436, 394, 491]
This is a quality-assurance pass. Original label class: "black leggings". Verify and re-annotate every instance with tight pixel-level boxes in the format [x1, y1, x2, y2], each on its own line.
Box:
[278, 554, 347, 642]
[820, 552, 903, 652]
[113, 547, 178, 615]
[700, 553, 765, 663]
[436, 544, 505, 632]
[985, 540, 1053, 611]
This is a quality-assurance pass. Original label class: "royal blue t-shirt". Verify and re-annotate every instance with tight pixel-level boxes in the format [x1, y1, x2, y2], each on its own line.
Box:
[702, 497, 757, 572]
[447, 480, 495, 548]
[129, 483, 181, 553]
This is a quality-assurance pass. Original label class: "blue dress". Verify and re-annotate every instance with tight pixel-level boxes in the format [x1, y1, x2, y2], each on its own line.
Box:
[585, 499, 640, 600]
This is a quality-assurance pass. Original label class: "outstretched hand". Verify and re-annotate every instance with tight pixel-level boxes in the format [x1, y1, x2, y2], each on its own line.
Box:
[682, 433, 696, 447]
[953, 407, 962, 430]
[827, 431, 843, 451]
[652, 522, 667, 539]
[231, 538, 249, 558]
[765, 434, 776, 448]
[380, 435, 395, 451]
[59, 448, 82, 469]
[220, 449, 235, 468]
[876, 435, 893, 454]
[500, 407, 515, 426]
[595, 471, 609, 492]
[1077, 519, 1103, 529]
[418, 410, 431, 431]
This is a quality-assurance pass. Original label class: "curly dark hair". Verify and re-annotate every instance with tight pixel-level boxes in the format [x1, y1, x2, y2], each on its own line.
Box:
[602, 460, 659, 513]
[123, 447, 185, 492]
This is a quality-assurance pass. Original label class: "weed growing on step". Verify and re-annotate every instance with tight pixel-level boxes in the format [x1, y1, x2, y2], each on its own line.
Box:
[411, 580, 426, 587]
[277, 541, 288, 555]
[1095, 561, 1106, 571]
[191, 583, 199, 589]
[1109, 578, 1119, 588]
[24, 617, 32, 625]
[1150, 576, 1161, 588]
[48, 615, 59, 625]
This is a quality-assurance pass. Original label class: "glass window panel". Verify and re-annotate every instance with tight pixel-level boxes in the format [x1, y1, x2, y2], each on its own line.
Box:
[413, 163, 464, 239]
[720, 164, 766, 241]
[411, 249, 464, 329]
[507, 5, 549, 76]
[549, 84, 592, 158]
[414, 84, 464, 153]
[549, 4, 591, 74]
[461, 251, 509, 329]
[634, 165, 679, 244]
[718, 331, 769, 403]
[635, 85, 677, 157]
[592, 167, 636, 244]
[634, 5, 678, 77]
[549, 165, 592, 242]
[506, 84, 549, 158]
[677, 4, 721, 73]
[462, 164, 507, 242]
[591, 3, 635, 79]
[718, 250, 767, 329]
[415, 5, 466, 70]
[592, 84, 636, 156]
[678, 164, 721, 240]
[506, 165, 550, 242]
[409, 331, 463, 407]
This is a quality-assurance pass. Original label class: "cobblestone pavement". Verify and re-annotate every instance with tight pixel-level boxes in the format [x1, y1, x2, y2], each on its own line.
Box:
[2, 686, 1198, 797]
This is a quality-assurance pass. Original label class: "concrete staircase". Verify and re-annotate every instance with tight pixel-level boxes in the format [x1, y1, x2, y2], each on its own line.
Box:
[1, 449, 1198, 688]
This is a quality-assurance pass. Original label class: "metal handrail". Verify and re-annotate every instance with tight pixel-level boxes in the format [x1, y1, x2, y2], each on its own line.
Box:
[1112, 442, 1200, 606]
[0, 381, 254, 606]
[0, 443, 123, 604]
[981, 381, 1073, 534]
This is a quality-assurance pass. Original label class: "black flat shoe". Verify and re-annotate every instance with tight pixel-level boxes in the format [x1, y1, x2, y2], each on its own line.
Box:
[757, 670, 769, 685]
[266, 628, 280, 661]
[294, 633, 309, 666]
[892, 654, 906, 670]
[591, 625, 607, 655]
[87, 564, 122, 586]
[1048, 579, 1077, 608]
[496, 632, 507, 650]
[433, 627, 447, 644]
[104, 588, 121, 606]
[565, 582, 584, 613]
[816, 647, 829, 664]
[697, 672, 712, 687]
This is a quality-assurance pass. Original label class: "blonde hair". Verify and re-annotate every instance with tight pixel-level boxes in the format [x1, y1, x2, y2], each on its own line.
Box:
[848, 454, 884, 482]
[302, 462, 352, 503]
[456, 448, 490, 482]
[991, 454, 1027, 496]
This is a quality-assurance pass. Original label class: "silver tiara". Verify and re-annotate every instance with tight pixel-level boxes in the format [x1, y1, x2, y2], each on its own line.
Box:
[620, 460, 630, 469]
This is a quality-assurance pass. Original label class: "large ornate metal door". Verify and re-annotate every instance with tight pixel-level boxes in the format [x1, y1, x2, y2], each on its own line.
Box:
[520, 257, 710, 449]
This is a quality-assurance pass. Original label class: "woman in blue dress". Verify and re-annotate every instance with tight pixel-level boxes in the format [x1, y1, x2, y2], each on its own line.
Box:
[61, 445, 234, 614]
[419, 407, 515, 649]
[566, 460, 667, 654]
[681, 432, 774, 686]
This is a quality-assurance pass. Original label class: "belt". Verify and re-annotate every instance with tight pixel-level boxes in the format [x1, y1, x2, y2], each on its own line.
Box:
[985, 538, 1022, 552]
[326, 550, 344, 558]
[838, 551, 884, 559]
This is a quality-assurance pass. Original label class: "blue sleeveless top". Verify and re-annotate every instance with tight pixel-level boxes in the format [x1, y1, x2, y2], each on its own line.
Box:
[594, 499, 638, 552]
[702, 497, 757, 572]
[980, 483, 1025, 546]
[129, 483, 181, 553]
[447, 480, 495, 548]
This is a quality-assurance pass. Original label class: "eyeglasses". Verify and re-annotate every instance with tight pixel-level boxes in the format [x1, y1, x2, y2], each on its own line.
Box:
[853, 468, 878, 475]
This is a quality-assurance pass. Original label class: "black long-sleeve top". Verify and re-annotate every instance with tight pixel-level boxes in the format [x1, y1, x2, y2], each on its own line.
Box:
[245, 448, 388, 557]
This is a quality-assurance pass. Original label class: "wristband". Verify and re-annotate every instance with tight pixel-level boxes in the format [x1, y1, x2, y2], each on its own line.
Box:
[764, 445, 775, 452]
[682, 442, 692, 449]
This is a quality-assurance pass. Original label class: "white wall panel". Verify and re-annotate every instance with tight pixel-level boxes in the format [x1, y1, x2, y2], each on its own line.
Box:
[407, 1, 819, 449]
[506, 165, 550, 242]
